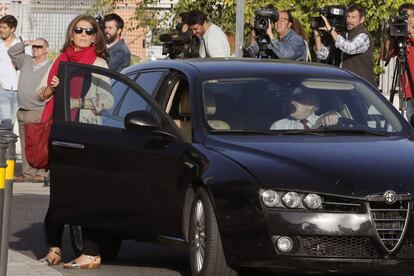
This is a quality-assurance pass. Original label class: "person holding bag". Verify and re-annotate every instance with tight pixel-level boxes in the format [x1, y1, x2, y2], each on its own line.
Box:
[37, 14, 113, 269]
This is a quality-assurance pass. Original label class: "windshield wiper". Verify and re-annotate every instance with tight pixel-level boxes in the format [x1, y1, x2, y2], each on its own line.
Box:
[312, 128, 391, 136]
[210, 129, 281, 135]
[210, 129, 324, 136]
[210, 128, 391, 137]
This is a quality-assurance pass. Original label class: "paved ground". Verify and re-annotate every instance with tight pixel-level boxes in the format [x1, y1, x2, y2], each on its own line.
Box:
[8, 179, 60, 275]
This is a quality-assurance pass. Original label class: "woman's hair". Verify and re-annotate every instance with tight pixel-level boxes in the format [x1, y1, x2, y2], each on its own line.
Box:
[61, 14, 108, 61]
[292, 17, 308, 41]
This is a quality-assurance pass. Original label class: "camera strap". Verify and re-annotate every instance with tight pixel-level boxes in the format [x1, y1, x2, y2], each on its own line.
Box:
[201, 37, 210, 58]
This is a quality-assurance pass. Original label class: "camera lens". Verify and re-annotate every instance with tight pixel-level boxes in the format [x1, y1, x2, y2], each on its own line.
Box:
[256, 18, 268, 30]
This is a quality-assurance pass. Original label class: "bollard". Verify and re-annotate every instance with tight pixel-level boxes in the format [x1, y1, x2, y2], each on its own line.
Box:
[0, 130, 17, 276]
[0, 138, 8, 274]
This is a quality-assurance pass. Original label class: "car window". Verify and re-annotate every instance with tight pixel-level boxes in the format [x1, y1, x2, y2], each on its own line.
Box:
[135, 71, 165, 95]
[201, 77, 405, 134]
[65, 66, 151, 129]
[102, 80, 128, 118]
[118, 89, 148, 118]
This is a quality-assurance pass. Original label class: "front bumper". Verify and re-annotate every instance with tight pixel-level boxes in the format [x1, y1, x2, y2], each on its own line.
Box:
[221, 207, 414, 272]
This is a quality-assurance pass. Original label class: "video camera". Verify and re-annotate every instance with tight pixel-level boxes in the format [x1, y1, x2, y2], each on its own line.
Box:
[253, 5, 279, 58]
[386, 11, 409, 60]
[310, 5, 347, 32]
[159, 23, 199, 59]
[389, 12, 409, 38]
[95, 15, 104, 32]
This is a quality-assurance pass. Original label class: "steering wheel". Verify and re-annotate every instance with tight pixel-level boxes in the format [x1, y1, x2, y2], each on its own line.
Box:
[337, 117, 359, 128]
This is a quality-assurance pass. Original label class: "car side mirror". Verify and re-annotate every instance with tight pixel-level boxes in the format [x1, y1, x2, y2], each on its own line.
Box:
[124, 110, 160, 131]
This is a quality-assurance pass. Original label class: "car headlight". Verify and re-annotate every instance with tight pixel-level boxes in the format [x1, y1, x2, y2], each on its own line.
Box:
[303, 193, 322, 209]
[282, 192, 301, 208]
[261, 190, 280, 207]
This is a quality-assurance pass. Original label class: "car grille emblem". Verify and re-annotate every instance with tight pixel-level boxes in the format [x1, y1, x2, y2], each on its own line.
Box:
[368, 193, 411, 254]
[384, 190, 397, 205]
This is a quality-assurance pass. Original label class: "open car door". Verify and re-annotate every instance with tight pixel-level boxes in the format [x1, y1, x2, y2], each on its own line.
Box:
[49, 62, 195, 238]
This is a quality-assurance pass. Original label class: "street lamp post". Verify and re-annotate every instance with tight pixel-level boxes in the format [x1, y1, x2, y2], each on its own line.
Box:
[235, 0, 245, 58]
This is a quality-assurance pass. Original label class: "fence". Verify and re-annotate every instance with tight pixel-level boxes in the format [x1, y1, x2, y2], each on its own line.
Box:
[2, 0, 164, 62]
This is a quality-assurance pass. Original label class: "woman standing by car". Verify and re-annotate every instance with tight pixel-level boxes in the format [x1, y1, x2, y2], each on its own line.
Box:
[37, 14, 113, 269]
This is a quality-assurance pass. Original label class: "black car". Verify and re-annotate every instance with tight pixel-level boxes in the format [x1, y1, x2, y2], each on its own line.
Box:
[50, 59, 414, 274]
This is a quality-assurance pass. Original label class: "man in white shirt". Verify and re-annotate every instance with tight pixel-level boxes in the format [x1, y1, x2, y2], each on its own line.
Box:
[270, 89, 339, 130]
[186, 10, 230, 58]
[0, 15, 30, 130]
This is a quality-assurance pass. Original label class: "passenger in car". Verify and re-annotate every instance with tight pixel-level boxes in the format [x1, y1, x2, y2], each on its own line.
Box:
[270, 88, 339, 130]
[37, 14, 112, 269]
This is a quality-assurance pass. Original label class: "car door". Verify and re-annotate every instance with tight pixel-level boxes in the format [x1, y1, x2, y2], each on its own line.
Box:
[49, 62, 195, 237]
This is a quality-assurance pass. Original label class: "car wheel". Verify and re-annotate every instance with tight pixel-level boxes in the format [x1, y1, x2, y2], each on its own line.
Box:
[189, 189, 238, 276]
[69, 225, 122, 262]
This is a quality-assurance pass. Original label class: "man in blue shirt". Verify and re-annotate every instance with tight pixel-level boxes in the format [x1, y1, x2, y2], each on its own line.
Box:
[247, 10, 307, 60]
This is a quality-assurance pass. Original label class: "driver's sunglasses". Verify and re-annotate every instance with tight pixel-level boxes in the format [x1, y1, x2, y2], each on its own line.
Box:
[73, 27, 96, 36]
[32, 45, 44, 49]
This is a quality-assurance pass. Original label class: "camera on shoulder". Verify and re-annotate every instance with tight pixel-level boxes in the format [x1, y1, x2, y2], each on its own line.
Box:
[159, 22, 200, 59]
[389, 11, 409, 38]
[252, 5, 279, 59]
[310, 5, 347, 32]
[254, 6, 279, 36]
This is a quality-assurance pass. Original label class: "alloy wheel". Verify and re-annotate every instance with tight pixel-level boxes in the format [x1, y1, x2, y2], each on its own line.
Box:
[192, 199, 206, 273]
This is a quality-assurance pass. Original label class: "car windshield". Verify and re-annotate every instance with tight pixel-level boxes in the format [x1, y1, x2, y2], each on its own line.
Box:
[202, 77, 405, 134]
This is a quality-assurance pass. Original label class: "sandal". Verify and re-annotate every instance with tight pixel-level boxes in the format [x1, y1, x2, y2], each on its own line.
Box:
[63, 254, 101, 269]
[39, 247, 61, 266]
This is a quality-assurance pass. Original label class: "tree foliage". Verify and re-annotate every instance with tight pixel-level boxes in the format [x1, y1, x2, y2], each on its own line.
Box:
[93, 0, 408, 44]
[91, 0, 408, 69]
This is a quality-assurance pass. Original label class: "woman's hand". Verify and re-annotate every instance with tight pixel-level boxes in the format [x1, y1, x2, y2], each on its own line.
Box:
[39, 75, 60, 101]
[50, 76, 60, 90]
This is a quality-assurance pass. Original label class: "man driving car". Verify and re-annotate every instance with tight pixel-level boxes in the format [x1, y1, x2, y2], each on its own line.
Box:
[270, 89, 339, 130]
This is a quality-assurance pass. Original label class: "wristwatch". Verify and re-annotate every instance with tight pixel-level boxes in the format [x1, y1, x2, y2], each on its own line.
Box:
[329, 27, 334, 33]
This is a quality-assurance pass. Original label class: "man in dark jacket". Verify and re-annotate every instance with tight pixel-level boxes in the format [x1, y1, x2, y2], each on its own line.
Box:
[313, 4, 375, 86]
[104, 13, 131, 72]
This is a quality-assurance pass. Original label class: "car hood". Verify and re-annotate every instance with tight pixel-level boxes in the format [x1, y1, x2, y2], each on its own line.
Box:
[205, 135, 414, 198]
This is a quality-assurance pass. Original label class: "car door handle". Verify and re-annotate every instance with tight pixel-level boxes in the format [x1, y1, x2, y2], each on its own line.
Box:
[52, 140, 85, 150]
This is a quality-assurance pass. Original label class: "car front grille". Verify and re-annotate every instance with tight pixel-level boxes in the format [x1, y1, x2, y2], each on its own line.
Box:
[369, 201, 410, 251]
[322, 195, 362, 213]
[301, 236, 414, 258]
[397, 238, 414, 258]
[302, 236, 379, 258]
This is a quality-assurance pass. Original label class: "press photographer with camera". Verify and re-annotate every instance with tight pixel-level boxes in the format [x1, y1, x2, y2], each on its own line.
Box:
[247, 6, 306, 60]
[159, 12, 200, 59]
[186, 10, 230, 58]
[382, 3, 414, 119]
[314, 4, 375, 86]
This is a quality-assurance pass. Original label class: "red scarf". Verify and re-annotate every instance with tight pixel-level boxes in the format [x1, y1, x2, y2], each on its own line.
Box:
[46, 46, 97, 120]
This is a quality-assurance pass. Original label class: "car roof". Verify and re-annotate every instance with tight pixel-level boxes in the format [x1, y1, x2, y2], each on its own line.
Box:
[122, 58, 358, 81]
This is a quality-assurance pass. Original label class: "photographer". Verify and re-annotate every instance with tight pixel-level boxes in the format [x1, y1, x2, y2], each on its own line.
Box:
[314, 4, 375, 86]
[247, 9, 306, 60]
[159, 12, 200, 59]
[186, 10, 230, 58]
[383, 4, 414, 119]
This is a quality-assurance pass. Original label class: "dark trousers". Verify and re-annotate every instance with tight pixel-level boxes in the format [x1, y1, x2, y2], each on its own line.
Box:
[44, 207, 100, 256]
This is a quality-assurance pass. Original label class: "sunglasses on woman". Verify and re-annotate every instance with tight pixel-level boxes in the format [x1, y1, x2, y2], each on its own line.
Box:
[73, 27, 96, 36]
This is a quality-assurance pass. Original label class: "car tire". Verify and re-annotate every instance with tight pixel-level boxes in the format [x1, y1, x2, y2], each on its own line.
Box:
[189, 189, 238, 276]
[69, 225, 122, 262]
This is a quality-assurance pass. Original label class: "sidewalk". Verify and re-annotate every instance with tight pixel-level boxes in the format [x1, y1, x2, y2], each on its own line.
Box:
[7, 165, 60, 275]
[8, 250, 62, 276]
